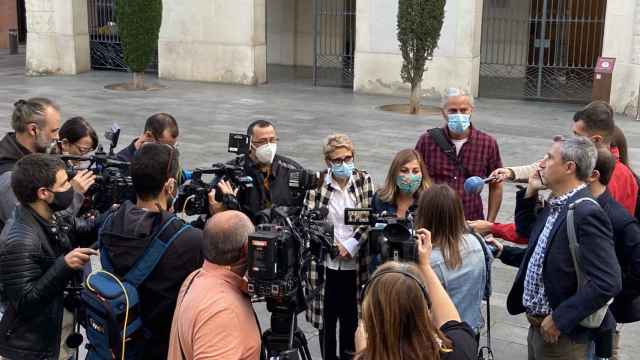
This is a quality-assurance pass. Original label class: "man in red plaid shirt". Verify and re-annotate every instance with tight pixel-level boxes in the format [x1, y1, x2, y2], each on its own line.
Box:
[415, 88, 503, 221]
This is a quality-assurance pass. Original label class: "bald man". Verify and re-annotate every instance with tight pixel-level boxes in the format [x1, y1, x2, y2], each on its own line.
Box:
[168, 211, 261, 360]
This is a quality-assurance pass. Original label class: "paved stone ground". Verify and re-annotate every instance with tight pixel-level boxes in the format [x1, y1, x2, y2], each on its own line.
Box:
[2, 49, 640, 359]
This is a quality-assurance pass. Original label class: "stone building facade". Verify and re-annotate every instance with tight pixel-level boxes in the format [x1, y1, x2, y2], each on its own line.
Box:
[5, 0, 640, 114]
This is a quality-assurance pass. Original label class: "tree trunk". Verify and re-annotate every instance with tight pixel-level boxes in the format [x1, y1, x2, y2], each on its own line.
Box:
[409, 82, 421, 114]
[132, 72, 145, 89]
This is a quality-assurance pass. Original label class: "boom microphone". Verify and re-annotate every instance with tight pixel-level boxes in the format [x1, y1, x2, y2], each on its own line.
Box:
[464, 176, 497, 194]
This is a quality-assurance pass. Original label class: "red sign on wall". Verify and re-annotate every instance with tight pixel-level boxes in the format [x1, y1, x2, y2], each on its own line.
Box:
[595, 57, 616, 74]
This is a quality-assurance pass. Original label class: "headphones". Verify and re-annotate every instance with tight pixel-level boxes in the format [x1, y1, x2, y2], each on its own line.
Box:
[361, 265, 431, 309]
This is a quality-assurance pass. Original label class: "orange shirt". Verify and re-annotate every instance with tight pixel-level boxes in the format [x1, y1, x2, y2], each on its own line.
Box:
[168, 262, 261, 360]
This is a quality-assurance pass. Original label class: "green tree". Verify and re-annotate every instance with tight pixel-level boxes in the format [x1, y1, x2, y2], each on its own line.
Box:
[397, 0, 446, 114]
[115, 0, 162, 89]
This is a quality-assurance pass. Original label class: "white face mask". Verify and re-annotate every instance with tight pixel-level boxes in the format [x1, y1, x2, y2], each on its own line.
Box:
[255, 143, 277, 164]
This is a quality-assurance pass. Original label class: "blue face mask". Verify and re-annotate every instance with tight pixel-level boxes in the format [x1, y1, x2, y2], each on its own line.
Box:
[331, 161, 355, 179]
[447, 114, 471, 134]
[396, 174, 422, 194]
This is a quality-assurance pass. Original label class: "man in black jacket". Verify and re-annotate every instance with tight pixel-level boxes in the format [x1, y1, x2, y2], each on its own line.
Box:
[219, 120, 304, 223]
[0, 154, 97, 360]
[0, 99, 95, 231]
[493, 146, 640, 359]
[99, 143, 204, 359]
[505, 137, 621, 359]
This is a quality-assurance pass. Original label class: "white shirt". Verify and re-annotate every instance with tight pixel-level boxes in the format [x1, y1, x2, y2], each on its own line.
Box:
[325, 173, 358, 271]
[452, 138, 468, 155]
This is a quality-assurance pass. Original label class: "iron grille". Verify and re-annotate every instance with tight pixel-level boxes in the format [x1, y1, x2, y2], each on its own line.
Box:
[87, 0, 157, 72]
[479, 0, 607, 102]
[313, 0, 356, 88]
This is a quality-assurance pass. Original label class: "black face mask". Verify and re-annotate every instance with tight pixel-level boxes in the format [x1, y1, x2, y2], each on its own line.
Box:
[47, 187, 75, 212]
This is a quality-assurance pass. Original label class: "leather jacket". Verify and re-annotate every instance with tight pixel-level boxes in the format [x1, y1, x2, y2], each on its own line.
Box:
[0, 205, 79, 360]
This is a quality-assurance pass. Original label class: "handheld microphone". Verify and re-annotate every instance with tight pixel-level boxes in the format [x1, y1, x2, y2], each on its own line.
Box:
[463, 176, 497, 194]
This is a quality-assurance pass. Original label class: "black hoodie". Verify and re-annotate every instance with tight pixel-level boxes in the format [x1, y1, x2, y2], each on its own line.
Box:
[99, 201, 203, 360]
[0, 132, 31, 175]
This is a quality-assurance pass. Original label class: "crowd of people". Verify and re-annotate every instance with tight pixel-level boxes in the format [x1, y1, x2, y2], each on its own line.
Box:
[0, 88, 637, 360]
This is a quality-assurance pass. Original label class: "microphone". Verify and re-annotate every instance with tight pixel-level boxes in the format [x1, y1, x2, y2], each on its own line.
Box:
[464, 176, 497, 194]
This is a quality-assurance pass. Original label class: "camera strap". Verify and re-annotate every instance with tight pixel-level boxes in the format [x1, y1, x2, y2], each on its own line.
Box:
[176, 270, 201, 360]
[469, 231, 494, 360]
[427, 128, 471, 179]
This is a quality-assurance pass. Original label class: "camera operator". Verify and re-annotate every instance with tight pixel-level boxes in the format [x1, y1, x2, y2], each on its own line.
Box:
[0, 154, 98, 360]
[302, 133, 374, 360]
[98, 143, 204, 360]
[371, 149, 431, 217]
[220, 120, 303, 222]
[0, 99, 95, 231]
[354, 231, 477, 360]
[168, 210, 260, 360]
[57, 116, 99, 158]
[116, 112, 179, 162]
[415, 184, 492, 339]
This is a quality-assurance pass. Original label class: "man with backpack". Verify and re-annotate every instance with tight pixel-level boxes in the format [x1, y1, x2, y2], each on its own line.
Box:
[415, 87, 503, 221]
[89, 143, 204, 359]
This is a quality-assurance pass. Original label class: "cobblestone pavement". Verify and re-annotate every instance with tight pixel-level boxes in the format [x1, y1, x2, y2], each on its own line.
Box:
[2, 49, 640, 359]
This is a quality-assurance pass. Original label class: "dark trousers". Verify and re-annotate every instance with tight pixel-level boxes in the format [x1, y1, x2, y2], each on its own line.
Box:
[320, 268, 358, 360]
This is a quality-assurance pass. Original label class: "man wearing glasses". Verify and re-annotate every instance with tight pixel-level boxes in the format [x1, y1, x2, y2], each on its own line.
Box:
[218, 120, 304, 223]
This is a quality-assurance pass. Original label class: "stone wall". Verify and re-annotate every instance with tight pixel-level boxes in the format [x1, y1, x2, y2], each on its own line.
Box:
[603, 0, 640, 115]
[159, 0, 267, 85]
[354, 0, 483, 99]
[25, 0, 90, 75]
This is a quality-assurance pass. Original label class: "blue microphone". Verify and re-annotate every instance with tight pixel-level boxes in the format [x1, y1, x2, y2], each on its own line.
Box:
[464, 176, 497, 194]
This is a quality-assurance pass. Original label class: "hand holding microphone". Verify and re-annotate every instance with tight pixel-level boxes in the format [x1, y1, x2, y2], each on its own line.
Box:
[463, 176, 498, 194]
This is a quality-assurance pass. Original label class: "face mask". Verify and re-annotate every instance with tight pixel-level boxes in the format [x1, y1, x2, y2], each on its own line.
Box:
[447, 114, 471, 134]
[396, 174, 422, 194]
[255, 143, 277, 164]
[47, 187, 75, 212]
[331, 161, 355, 179]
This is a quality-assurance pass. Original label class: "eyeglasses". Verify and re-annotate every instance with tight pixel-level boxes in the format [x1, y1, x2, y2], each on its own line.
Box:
[328, 155, 353, 166]
[252, 137, 279, 147]
[71, 143, 94, 155]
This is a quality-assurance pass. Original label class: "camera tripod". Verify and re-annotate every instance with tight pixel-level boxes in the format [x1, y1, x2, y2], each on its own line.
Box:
[262, 311, 312, 360]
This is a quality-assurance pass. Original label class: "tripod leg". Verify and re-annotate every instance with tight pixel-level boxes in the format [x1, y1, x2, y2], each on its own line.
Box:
[294, 330, 312, 360]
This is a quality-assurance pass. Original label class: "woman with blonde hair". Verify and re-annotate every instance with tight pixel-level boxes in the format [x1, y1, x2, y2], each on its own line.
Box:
[303, 133, 374, 360]
[372, 149, 431, 218]
[416, 184, 491, 336]
[355, 230, 477, 360]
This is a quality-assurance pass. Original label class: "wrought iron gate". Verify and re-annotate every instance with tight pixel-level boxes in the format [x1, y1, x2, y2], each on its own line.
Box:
[313, 0, 356, 88]
[87, 0, 157, 72]
[479, 0, 607, 102]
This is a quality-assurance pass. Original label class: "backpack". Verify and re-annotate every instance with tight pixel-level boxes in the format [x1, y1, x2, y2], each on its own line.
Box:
[81, 213, 191, 360]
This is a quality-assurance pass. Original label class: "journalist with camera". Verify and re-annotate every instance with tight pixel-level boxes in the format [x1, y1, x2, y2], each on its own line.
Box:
[220, 120, 304, 223]
[0, 99, 96, 231]
[90, 143, 204, 360]
[354, 231, 478, 360]
[0, 154, 98, 360]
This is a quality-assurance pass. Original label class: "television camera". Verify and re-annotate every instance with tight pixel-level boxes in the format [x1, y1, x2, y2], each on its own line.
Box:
[62, 124, 135, 213]
[247, 206, 335, 360]
[344, 208, 419, 263]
